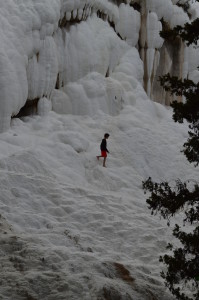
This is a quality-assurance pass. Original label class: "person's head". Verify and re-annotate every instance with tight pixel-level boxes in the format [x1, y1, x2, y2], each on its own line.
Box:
[104, 133, 109, 139]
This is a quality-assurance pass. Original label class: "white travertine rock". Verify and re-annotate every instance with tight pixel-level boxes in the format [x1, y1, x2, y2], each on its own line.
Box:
[37, 97, 52, 116]
[146, 0, 173, 21]
[0, 0, 198, 131]
[146, 12, 164, 49]
[115, 4, 140, 47]
[170, 5, 189, 28]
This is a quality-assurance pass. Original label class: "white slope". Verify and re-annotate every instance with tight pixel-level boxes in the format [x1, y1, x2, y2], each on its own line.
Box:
[0, 1, 199, 299]
[0, 98, 197, 300]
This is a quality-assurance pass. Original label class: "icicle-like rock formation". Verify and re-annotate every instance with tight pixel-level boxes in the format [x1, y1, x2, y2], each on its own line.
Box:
[0, 0, 199, 132]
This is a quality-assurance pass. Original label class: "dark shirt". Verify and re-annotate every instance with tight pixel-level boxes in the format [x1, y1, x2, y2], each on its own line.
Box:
[100, 138, 109, 152]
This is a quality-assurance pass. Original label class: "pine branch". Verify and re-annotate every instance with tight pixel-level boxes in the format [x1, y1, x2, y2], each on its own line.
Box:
[143, 177, 199, 224]
[160, 18, 199, 46]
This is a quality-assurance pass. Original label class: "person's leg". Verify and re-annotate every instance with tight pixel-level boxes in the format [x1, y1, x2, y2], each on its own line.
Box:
[97, 151, 104, 160]
[103, 157, 106, 167]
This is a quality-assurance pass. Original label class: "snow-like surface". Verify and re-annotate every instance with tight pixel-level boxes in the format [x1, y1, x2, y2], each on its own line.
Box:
[170, 5, 189, 27]
[0, 99, 197, 299]
[146, 12, 164, 49]
[0, 0, 199, 299]
[0, 0, 139, 131]
[1, 0, 199, 131]
[115, 4, 140, 47]
[189, 1, 199, 20]
[146, 0, 173, 21]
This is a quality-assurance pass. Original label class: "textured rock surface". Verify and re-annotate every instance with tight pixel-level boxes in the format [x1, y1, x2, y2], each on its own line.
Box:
[0, 0, 199, 131]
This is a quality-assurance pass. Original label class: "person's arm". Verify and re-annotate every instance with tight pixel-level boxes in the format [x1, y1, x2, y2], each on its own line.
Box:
[105, 141, 109, 153]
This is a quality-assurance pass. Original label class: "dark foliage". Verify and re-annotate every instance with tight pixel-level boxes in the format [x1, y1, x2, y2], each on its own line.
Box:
[159, 74, 199, 166]
[143, 3, 199, 299]
[160, 18, 199, 46]
[143, 178, 199, 300]
[143, 177, 199, 225]
[176, 0, 190, 13]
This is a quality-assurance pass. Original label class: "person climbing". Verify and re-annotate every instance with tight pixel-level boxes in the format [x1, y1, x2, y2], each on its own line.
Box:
[96, 133, 110, 167]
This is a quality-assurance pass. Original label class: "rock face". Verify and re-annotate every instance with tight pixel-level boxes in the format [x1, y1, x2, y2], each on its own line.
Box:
[138, 0, 186, 105]
[0, 0, 199, 132]
[151, 38, 185, 105]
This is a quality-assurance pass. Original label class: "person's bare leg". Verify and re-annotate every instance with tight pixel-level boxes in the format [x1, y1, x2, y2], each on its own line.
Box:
[97, 155, 103, 160]
[103, 157, 106, 167]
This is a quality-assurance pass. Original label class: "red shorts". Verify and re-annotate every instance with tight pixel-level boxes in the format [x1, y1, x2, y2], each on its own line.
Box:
[101, 151, 107, 157]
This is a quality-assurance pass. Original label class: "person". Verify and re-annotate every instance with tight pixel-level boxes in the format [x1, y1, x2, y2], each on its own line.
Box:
[96, 133, 110, 167]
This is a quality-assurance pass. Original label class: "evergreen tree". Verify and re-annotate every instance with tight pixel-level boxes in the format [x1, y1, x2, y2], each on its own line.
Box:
[160, 1, 199, 45]
[143, 2, 199, 299]
[159, 74, 199, 166]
